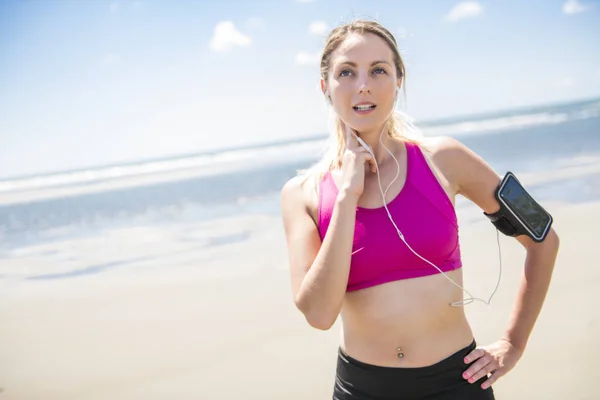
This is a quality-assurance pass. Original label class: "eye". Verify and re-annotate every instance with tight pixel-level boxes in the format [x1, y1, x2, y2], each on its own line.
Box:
[339, 69, 352, 77]
[372, 67, 387, 75]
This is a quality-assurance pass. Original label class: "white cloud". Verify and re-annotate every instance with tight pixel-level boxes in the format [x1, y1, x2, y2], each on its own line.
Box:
[109, 1, 120, 13]
[444, 2, 483, 23]
[295, 51, 320, 66]
[246, 17, 265, 30]
[308, 21, 328, 37]
[210, 21, 251, 53]
[562, 0, 589, 14]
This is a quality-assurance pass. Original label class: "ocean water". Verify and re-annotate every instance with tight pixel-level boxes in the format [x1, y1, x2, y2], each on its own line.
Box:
[1, 98, 600, 253]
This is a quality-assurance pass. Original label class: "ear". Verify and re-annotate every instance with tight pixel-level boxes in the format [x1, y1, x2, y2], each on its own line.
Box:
[320, 79, 327, 96]
[397, 77, 403, 91]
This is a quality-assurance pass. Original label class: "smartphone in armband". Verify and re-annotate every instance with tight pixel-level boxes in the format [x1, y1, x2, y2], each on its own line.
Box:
[484, 171, 553, 243]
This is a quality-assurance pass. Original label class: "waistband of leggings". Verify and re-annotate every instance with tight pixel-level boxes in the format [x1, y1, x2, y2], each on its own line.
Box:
[338, 339, 477, 376]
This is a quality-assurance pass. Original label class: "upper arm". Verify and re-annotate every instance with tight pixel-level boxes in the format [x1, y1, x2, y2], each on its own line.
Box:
[435, 136, 502, 215]
[280, 175, 322, 304]
[434, 136, 558, 250]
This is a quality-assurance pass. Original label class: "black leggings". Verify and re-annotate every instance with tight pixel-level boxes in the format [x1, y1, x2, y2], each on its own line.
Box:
[333, 340, 495, 400]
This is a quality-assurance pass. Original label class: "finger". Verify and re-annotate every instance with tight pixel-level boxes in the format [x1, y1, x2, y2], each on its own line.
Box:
[464, 348, 485, 364]
[466, 359, 495, 384]
[354, 152, 373, 172]
[463, 356, 492, 382]
[355, 148, 372, 156]
[481, 370, 504, 390]
[367, 154, 377, 173]
[359, 152, 374, 167]
[355, 147, 376, 173]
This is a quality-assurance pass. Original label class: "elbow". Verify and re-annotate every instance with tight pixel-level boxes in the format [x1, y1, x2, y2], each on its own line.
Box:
[525, 227, 560, 254]
[305, 314, 336, 331]
[294, 295, 337, 331]
[526, 228, 560, 262]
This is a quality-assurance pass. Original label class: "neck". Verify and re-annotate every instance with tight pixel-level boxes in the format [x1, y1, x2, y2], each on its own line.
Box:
[357, 124, 395, 165]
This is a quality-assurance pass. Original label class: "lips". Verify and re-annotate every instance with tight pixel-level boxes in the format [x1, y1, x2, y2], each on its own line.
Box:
[353, 103, 376, 111]
[353, 102, 377, 115]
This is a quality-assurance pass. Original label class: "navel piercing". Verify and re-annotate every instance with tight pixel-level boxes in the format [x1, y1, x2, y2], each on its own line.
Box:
[397, 347, 404, 358]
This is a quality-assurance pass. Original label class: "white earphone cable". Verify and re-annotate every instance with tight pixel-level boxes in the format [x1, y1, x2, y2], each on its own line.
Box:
[350, 92, 502, 307]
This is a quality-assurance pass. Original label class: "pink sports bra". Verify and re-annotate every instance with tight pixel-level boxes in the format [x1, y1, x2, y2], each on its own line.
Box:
[317, 141, 462, 292]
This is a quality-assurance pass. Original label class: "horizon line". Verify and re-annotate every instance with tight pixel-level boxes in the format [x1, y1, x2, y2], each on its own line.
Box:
[2, 94, 599, 183]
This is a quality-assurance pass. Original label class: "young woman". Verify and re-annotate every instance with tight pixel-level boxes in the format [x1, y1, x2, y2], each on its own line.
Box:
[281, 19, 560, 399]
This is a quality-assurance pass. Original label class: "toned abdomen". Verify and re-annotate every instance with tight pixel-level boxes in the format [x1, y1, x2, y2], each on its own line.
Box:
[339, 269, 474, 367]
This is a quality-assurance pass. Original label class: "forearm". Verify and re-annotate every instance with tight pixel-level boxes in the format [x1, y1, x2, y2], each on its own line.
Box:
[503, 231, 560, 351]
[297, 193, 357, 329]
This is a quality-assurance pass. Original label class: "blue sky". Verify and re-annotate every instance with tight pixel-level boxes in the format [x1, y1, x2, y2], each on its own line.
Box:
[1, 0, 599, 178]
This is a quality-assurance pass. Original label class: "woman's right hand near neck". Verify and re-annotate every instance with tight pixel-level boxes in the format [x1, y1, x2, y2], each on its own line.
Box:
[339, 123, 377, 202]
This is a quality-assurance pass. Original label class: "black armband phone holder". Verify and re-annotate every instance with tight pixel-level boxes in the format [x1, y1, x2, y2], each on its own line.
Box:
[483, 209, 520, 237]
[483, 171, 553, 243]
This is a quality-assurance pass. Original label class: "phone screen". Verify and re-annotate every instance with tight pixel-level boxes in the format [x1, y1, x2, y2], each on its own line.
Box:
[499, 176, 551, 238]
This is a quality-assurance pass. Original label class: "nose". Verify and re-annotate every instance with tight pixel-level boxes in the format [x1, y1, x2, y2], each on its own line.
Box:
[357, 72, 371, 94]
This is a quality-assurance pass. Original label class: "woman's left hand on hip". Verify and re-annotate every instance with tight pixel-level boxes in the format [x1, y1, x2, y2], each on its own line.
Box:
[462, 339, 524, 390]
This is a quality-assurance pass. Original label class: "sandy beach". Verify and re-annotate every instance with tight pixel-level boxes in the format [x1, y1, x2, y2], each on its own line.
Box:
[1, 197, 598, 400]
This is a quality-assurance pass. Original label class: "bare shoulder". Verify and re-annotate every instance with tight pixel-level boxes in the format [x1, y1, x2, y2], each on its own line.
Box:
[417, 136, 502, 214]
[281, 174, 305, 199]
[417, 135, 477, 165]
[281, 172, 320, 224]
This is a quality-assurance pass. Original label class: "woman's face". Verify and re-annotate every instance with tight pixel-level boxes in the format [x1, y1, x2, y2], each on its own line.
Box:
[323, 32, 402, 134]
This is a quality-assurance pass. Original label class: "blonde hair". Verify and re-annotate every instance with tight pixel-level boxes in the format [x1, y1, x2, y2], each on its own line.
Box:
[300, 19, 422, 181]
